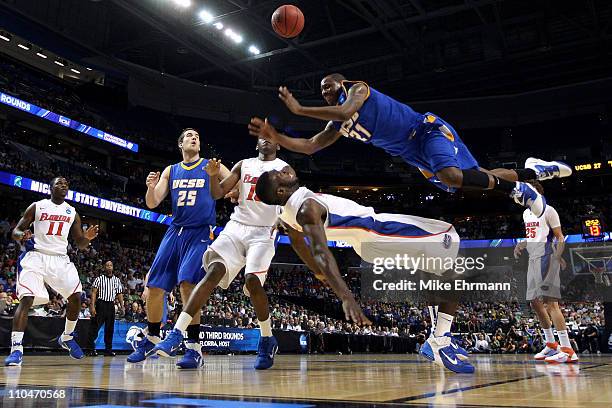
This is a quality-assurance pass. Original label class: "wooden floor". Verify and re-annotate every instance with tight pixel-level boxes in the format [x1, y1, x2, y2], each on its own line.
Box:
[0, 353, 611, 407]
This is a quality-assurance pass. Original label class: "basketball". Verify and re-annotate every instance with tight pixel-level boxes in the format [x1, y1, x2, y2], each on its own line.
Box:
[271, 5, 304, 38]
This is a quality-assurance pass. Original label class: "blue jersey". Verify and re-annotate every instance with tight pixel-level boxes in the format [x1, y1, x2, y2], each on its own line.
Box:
[168, 158, 216, 227]
[332, 81, 423, 157]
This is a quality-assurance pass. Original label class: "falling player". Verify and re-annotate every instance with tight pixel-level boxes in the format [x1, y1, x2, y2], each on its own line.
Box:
[248, 74, 573, 217]
[151, 138, 288, 369]
[127, 128, 229, 369]
[5, 176, 99, 366]
[252, 165, 475, 373]
[514, 181, 577, 364]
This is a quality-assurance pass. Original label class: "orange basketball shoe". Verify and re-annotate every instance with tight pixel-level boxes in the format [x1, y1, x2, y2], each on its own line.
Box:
[535, 342, 560, 360]
[545, 346, 579, 364]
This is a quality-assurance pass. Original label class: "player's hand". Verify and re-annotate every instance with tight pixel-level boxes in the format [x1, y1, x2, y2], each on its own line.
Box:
[341, 297, 371, 326]
[225, 187, 240, 203]
[146, 171, 161, 189]
[20, 230, 33, 242]
[205, 158, 222, 177]
[248, 117, 280, 143]
[559, 257, 567, 270]
[513, 245, 523, 259]
[85, 225, 99, 241]
[141, 287, 149, 304]
[278, 86, 302, 114]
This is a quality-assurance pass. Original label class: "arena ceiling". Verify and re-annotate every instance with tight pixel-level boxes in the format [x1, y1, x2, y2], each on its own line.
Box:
[1, 0, 611, 100]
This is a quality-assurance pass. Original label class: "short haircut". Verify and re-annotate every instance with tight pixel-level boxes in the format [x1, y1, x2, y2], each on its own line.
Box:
[527, 180, 544, 195]
[178, 128, 198, 145]
[326, 73, 346, 82]
[255, 171, 280, 205]
[50, 176, 65, 186]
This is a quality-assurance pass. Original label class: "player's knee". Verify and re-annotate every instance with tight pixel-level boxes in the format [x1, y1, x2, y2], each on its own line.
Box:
[205, 262, 226, 283]
[245, 274, 263, 294]
[436, 168, 463, 187]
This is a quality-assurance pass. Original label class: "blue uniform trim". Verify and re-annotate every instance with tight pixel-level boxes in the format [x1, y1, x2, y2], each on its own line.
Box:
[328, 213, 452, 238]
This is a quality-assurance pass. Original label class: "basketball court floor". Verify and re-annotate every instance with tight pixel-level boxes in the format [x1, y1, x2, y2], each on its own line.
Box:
[1, 354, 611, 407]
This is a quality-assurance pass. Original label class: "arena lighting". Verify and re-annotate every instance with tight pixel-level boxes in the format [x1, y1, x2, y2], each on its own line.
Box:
[86, 67, 92, 71]
[54, 60, 65, 67]
[0, 33, 10, 42]
[214, 22, 223, 30]
[198, 9, 214, 23]
[172, 0, 191, 7]
[248, 45, 260, 55]
[17, 43, 30, 50]
[36, 51, 47, 59]
[70, 68, 81, 74]
[224, 28, 242, 44]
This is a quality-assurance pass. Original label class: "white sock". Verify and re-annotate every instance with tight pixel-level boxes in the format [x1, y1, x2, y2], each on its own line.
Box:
[11, 332, 24, 353]
[543, 327, 556, 344]
[259, 317, 273, 337]
[146, 335, 161, 344]
[61, 319, 77, 340]
[175, 312, 193, 332]
[427, 306, 438, 336]
[557, 330, 571, 348]
[434, 312, 453, 337]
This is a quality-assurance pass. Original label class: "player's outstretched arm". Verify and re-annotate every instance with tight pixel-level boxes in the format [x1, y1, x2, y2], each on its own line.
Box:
[145, 165, 171, 209]
[278, 84, 368, 122]
[11, 203, 36, 242]
[204, 158, 224, 200]
[217, 160, 243, 198]
[249, 118, 342, 155]
[283, 221, 327, 283]
[297, 200, 371, 325]
[70, 213, 99, 249]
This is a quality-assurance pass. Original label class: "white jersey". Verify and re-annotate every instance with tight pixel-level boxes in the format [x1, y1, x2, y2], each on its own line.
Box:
[30, 199, 76, 256]
[280, 187, 459, 275]
[523, 205, 561, 259]
[230, 157, 288, 227]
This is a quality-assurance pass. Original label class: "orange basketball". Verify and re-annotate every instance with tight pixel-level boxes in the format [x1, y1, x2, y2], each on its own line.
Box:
[271, 5, 304, 39]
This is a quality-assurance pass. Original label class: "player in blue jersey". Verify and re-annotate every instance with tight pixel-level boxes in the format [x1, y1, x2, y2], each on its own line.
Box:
[248, 73, 572, 218]
[127, 128, 229, 369]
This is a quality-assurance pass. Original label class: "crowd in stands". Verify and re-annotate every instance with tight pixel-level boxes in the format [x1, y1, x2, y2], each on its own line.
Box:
[0, 220, 607, 353]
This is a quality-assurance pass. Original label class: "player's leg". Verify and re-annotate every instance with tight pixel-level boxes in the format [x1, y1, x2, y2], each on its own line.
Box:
[57, 292, 85, 359]
[102, 299, 116, 355]
[176, 280, 204, 368]
[544, 300, 578, 363]
[244, 238, 279, 369]
[530, 298, 560, 360]
[422, 301, 474, 373]
[6, 252, 49, 366]
[128, 227, 179, 363]
[87, 306, 103, 356]
[5, 296, 34, 366]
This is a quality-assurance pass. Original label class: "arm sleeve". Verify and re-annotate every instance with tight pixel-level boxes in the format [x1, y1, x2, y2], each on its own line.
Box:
[546, 207, 561, 229]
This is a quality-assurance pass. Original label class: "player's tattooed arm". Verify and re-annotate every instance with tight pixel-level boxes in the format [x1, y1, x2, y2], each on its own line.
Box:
[11, 203, 36, 242]
[249, 118, 341, 155]
[278, 84, 368, 121]
[145, 165, 171, 209]
[70, 213, 99, 249]
[297, 200, 371, 325]
[218, 160, 243, 198]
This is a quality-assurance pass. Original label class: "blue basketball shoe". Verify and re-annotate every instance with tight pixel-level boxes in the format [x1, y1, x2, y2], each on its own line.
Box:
[426, 336, 475, 374]
[127, 335, 157, 363]
[420, 333, 469, 362]
[254, 336, 278, 370]
[176, 342, 203, 369]
[150, 328, 183, 358]
[58, 332, 85, 360]
[4, 350, 23, 366]
[512, 182, 546, 217]
[525, 157, 572, 181]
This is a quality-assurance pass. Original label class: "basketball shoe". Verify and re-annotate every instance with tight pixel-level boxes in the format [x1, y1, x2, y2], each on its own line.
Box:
[150, 328, 183, 358]
[176, 341, 203, 369]
[545, 346, 579, 364]
[525, 158, 572, 181]
[512, 182, 546, 217]
[425, 336, 475, 374]
[534, 341, 561, 360]
[4, 350, 23, 366]
[420, 333, 469, 362]
[127, 335, 157, 363]
[254, 336, 278, 370]
[58, 332, 85, 359]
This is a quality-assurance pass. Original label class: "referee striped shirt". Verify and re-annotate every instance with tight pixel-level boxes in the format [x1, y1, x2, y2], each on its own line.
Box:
[93, 275, 123, 302]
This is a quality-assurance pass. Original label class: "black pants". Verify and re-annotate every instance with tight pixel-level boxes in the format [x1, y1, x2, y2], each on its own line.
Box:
[89, 300, 115, 351]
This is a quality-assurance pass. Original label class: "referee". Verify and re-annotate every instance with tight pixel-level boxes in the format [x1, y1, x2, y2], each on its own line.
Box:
[88, 260, 124, 356]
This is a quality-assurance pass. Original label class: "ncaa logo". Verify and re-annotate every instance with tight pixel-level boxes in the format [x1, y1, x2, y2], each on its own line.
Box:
[66, 208, 72, 214]
[442, 233, 452, 249]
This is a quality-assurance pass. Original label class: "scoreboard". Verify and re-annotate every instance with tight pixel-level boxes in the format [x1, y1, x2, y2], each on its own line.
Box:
[581, 217, 605, 239]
